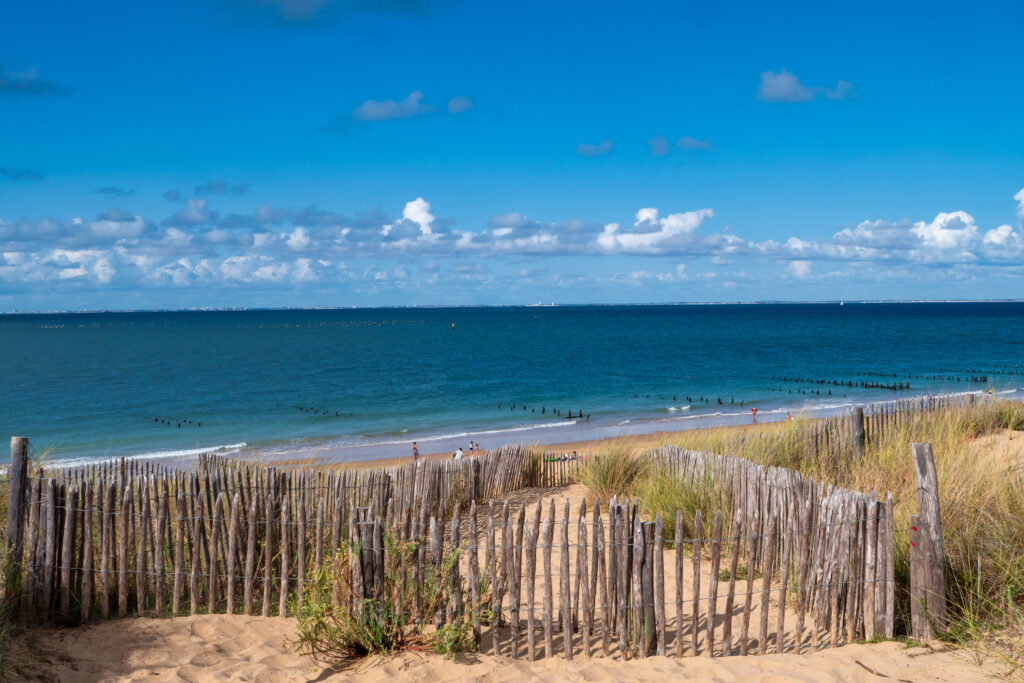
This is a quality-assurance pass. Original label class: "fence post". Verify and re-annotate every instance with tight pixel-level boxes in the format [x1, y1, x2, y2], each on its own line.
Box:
[910, 443, 945, 640]
[7, 437, 30, 614]
[852, 407, 865, 454]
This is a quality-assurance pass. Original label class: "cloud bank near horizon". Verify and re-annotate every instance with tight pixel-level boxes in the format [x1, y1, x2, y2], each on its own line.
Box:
[2, 188, 1022, 305]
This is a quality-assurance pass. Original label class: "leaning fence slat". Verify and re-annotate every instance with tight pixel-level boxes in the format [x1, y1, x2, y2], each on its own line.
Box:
[675, 509, 684, 657]
[525, 502, 539, 660]
[560, 498, 572, 662]
[758, 518, 777, 655]
[775, 516, 793, 653]
[542, 512, 554, 659]
[722, 508, 742, 655]
[654, 513, 665, 656]
[706, 510, 722, 657]
[81, 484, 94, 621]
[226, 492, 240, 614]
[173, 493, 184, 616]
[690, 509, 702, 656]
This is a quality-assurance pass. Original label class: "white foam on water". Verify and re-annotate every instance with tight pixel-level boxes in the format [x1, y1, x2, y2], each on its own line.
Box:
[44, 442, 248, 468]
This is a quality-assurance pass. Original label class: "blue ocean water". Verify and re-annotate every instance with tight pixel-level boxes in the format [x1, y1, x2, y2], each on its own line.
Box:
[2, 302, 1023, 465]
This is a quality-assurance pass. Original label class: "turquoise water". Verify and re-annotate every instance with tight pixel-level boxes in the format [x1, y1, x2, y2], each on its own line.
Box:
[2, 303, 1023, 465]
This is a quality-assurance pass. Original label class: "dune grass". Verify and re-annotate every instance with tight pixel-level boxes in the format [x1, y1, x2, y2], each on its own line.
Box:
[578, 399, 1024, 674]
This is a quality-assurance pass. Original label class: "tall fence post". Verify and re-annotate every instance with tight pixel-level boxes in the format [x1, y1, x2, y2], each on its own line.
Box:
[910, 443, 945, 640]
[852, 407, 865, 454]
[7, 436, 30, 615]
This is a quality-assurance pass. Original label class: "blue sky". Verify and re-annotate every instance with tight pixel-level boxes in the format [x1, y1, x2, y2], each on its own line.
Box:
[2, 0, 1023, 310]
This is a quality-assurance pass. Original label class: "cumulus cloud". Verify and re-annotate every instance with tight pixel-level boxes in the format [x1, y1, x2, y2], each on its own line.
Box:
[380, 197, 442, 251]
[756, 70, 856, 103]
[788, 260, 811, 277]
[1015, 188, 1024, 223]
[0, 62, 70, 97]
[448, 96, 473, 114]
[577, 140, 613, 157]
[352, 91, 436, 122]
[0, 166, 44, 182]
[595, 208, 723, 255]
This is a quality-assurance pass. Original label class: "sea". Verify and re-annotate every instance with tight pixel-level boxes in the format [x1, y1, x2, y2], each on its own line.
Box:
[2, 302, 1023, 467]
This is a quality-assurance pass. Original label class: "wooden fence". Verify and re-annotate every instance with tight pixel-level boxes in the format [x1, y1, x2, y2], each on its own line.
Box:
[3, 393, 974, 655]
[755, 392, 982, 462]
[3, 440, 897, 660]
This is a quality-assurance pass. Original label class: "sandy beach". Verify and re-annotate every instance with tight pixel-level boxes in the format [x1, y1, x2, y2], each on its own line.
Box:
[264, 424, 760, 471]
[10, 613, 999, 682]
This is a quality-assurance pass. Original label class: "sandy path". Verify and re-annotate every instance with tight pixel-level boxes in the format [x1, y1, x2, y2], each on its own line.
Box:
[10, 614, 997, 682]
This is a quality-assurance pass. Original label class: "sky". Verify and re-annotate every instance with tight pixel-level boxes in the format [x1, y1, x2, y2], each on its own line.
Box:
[1, 0, 1024, 310]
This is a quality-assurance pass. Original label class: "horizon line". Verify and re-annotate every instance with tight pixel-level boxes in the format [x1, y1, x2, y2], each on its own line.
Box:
[4, 298, 1024, 315]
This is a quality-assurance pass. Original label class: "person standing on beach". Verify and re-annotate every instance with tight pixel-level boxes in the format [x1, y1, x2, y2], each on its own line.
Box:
[751, 407, 758, 424]
[453, 447, 464, 460]
[412, 441, 419, 462]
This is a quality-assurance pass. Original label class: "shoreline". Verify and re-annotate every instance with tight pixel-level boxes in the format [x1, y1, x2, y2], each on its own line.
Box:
[35, 388, 1021, 471]
[261, 420, 782, 470]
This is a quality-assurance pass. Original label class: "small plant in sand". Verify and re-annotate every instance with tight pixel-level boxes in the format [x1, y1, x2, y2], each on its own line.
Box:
[288, 530, 480, 666]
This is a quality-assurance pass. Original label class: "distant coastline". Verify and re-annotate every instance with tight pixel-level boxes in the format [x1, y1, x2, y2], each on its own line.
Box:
[5, 299, 1024, 315]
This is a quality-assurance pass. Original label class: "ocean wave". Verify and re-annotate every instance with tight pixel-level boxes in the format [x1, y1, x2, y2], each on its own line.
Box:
[45, 442, 248, 468]
[667, 405, 691, 412]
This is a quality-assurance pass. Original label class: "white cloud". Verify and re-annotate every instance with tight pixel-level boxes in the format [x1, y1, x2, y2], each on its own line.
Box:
[596, 208, 716, 255]
[448, 96, 473, 114]
[1015, 188, 1024, 222]
[757, 70, 855, 103]
[757, 70, 813, 102]
[285, 226, 312, 251]
[908, 211, 978, 261]
[788, 260, 812, 277]
[380, 197, 441, 251]
[352, 91, 436, 122]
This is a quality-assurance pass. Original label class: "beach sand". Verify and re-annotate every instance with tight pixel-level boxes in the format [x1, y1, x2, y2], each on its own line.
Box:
[10, 614, 997, 682]
[266, 424, 762, 470]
